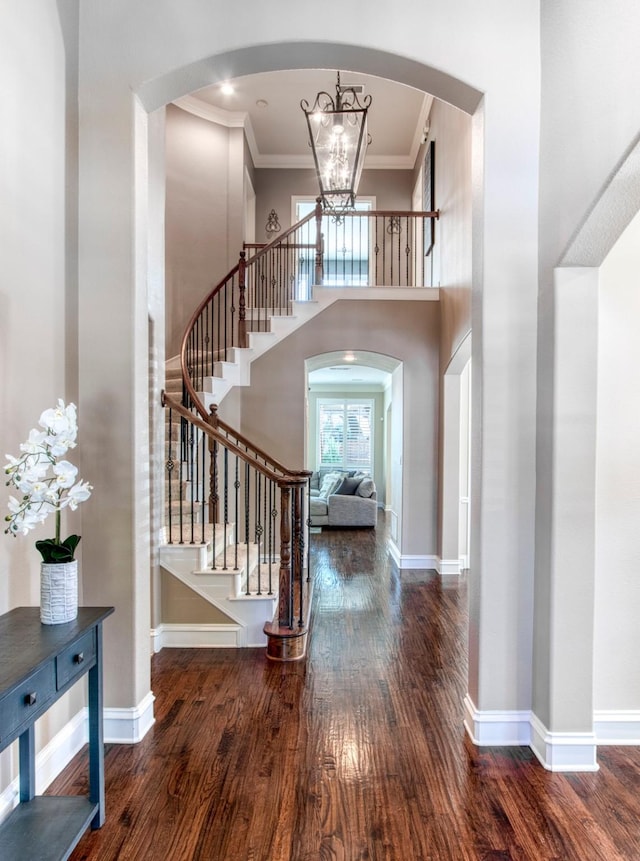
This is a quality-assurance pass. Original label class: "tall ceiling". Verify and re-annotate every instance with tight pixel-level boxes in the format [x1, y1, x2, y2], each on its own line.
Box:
[174, 72, 429, 388]
[176, 69, 432, 170]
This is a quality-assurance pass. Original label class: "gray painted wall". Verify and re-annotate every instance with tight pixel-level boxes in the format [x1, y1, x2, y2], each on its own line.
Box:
[236, 300, 439, 556]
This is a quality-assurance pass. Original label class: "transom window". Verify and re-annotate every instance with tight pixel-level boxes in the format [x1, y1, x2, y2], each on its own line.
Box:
[317, 399, 374, 473]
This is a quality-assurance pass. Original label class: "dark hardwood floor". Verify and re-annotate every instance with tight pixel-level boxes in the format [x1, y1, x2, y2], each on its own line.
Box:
[51, 514, 640, 860]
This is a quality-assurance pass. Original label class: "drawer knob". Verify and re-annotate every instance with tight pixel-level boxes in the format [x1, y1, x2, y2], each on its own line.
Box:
[74, 652, 84, 665]
[25, 692, 37, 706]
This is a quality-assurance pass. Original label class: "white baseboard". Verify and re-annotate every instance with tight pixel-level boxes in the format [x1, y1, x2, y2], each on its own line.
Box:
[104, 690, 156, 744]
[530, 712, 598, 772]
[151, 623, 244, 652]
[436, 557, 463, 576]
[594, 710, 640, 745]
[387, 540, 437, 570]
[463, 695, 531, 746]
[397, 553, 438, 570]
[465, 696, 640, 769]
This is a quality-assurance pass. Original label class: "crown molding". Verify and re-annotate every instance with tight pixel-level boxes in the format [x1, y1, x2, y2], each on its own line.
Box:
[174, 94, 246, 127]
[172, 95, 260, 166]
[173, 94, 423, 171]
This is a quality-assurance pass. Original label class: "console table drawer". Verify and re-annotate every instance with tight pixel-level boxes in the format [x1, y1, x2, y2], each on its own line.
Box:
[0, 664, 56, 742]
[56, 629, 96, 690]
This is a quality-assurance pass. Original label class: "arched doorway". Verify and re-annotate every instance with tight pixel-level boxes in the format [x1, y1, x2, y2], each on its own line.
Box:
[305, 350, 402, 544]
[140, 42, 484, 737]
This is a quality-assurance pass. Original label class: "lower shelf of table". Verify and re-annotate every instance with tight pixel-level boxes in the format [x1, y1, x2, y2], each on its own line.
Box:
[0, 795, 98, 860]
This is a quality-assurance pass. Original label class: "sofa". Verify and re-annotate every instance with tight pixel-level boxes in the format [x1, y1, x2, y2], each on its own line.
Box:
[309, 468, 377, 527]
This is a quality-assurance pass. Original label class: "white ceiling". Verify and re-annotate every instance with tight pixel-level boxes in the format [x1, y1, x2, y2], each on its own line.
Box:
[176, 69, 432, 170]
[175, 74, 426, 387]
[309, 365, 390, 386]
[306, 350, 398, 387]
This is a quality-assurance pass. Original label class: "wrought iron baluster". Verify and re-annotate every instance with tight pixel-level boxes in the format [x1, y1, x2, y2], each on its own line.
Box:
[210, 437, 218, 570]
[166, 405, 175, 544]
[234, 455, 239, 571]
[223, 448, 228, 569]
[224, 281, 229, 362]
[244, 461, 250, 593]
[255, 472, 263, 595]
[374, 217, 380, 286]
[177, 418, 185, 545]
[209, 298, 214, 377]
[216, 291, 221, 371]
[345, 218, 360, 286]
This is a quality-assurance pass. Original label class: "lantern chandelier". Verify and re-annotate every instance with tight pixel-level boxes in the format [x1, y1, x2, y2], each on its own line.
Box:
[300, 72, 372, 214]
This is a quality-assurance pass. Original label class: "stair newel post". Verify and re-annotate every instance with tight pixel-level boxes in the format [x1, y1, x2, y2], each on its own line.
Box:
[314, 196, 324, 287]
[278, 482, 293, 628]
[238, 250, 247, 349]
[292, 480, 303, 628]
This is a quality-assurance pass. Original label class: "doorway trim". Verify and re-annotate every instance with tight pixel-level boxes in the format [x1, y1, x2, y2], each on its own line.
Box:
[439, 331, 471, 576]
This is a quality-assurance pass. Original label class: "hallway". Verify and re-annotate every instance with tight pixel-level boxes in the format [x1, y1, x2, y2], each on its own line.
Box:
[56, 516, 640, 860]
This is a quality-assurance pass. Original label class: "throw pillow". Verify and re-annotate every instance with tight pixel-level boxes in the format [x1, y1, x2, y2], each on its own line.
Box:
[335, 476, 362, 495]
[356, 477, 375, 498]
[319, 472, 343, 498]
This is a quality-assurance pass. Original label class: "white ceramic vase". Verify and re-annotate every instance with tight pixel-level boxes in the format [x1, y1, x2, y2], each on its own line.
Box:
[40, 560, 78, 625]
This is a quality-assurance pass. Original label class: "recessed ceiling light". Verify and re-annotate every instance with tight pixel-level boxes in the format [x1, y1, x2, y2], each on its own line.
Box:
[220, 82, 235, 96]
[256, 99, 268, 109]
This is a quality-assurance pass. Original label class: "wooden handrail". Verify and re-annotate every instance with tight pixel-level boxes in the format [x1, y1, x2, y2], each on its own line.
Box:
[244, 242, 316, 251]
[180, 202, 439, 423]
[330, 209, 440, 219]
[180, 204, 321, 423]
[243, 209, 318, 267]
[162, 393, 307, 489]
[210, 405, 311, 481]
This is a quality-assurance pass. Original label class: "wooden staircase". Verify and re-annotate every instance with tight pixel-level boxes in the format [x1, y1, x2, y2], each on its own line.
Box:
[160, 203, 439, 660]
[160, 370, 280, 648]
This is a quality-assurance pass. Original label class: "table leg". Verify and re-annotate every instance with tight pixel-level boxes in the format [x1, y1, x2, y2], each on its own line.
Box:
[18, 725, 35, 802]
[88, 622, 105, 829]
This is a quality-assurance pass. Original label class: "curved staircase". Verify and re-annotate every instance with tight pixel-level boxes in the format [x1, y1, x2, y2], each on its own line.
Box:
[160, 201, 439, 660]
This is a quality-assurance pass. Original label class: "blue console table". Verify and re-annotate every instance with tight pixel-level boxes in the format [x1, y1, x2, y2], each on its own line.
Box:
[0, 606, 114, 861]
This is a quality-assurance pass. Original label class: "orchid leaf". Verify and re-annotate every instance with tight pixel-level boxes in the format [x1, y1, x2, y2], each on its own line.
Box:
[35, 534, 81, 563]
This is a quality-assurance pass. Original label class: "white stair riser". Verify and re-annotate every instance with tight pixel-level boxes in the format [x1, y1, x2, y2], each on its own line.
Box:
[159, 542, 278, 647]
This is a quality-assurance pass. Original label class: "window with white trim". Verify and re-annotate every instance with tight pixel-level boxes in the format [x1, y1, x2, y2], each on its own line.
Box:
[294, 198, 374, 287]
[317, 399, 374, 473]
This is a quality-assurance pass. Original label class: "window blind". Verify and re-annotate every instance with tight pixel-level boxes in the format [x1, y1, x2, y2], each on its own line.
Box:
[318, 400, 373, 472]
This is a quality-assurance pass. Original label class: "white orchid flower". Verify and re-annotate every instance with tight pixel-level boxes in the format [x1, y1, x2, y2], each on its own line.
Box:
[49, 434, 76, 457]
[39, 400, 77, 435]
[66, 480, 93, 511]
[19, 428, 48, 454]
[6, 496, 41, 535]
[14, 459, 49, 490]
[5, 400, 90, 543]
[53, 460, 78, 489]
[23, 480, 52, 502]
